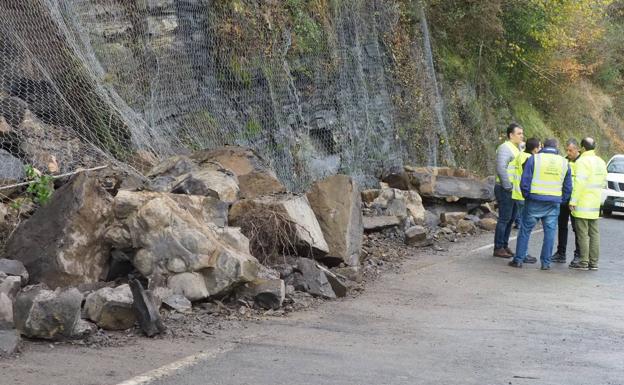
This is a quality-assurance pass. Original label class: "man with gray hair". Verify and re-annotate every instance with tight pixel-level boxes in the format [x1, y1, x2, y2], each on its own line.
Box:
[552, 138, 581, 263]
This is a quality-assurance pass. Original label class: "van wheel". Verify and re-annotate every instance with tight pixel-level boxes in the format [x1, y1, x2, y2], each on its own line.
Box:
[602, 209, 612, 217]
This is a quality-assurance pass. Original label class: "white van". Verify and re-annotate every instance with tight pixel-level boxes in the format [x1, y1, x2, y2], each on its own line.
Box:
[601, 154, 624, 216]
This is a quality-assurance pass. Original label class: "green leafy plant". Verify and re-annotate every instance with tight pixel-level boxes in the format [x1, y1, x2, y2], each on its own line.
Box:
[24, 165, 54, 205]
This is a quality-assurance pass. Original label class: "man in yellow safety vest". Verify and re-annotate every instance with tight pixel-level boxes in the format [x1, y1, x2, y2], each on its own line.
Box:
[552, 138, 581, 264]
[493, 123, 524, 258]
[509, 138, 572, 269]
[510, 137, 541, 264]
[568, 137, 608, 271]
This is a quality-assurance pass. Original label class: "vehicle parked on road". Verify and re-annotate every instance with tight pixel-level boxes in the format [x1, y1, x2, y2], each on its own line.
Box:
[602, 154, 624, 216]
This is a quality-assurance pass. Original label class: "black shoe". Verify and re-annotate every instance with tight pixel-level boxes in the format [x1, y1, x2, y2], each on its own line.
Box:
[569, 261, 589, 270]
[588, 265, 598, 271]
[508, 260, 522, 268]
[541, 265, 551, 270]
[523, 255, 537, 264]
[551, 253, 566, 263]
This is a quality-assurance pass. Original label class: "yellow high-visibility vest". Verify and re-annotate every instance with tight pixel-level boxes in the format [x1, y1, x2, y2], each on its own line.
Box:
[512, 152, 532, 201]
[496, 141, 520, 184]
[529, 153, 568, 197]
[570, 150, 607, 219]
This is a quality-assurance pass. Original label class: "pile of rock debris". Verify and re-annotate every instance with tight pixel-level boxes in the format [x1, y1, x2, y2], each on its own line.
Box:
[0, 146, 497, 357]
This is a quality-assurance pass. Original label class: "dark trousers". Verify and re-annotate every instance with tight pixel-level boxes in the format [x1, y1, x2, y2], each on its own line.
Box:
[494, 184, 517, 249]
[556, 203, 579, 257]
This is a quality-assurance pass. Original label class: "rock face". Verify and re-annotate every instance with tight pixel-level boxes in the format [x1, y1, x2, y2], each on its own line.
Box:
[106, 190, 260, 300]
[230, 194, 329, 258]
[192, 146, 286, 199]
[307, 175, 363, 266]
[84, 284, 136, 330]
[5, 173, 114, 288]
[13, 285, 83, 340]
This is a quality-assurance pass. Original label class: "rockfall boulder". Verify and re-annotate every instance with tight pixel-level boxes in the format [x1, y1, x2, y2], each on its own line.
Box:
[191, 146, 286, 199]
[237, 279, 286, 310]
[406, 167, 495, 201]
[147, 156, 240, 204]
[440, 212, 467, 226]
[5, 173, 114, 288]
[369, 188, 425, 225]
[13, 285, 84, 340]
[478, 218, 498, 231]
[307, 175, 363, 266]
[230, 194, 329, 258]
[84, 284, 136, 330]
[106, 190, 260, 301]
[0, 259, 28, 285]
[288, 258, 336, 299]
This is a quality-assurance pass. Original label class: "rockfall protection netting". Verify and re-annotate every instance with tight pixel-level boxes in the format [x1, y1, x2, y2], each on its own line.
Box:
[0, 0, 455, 192]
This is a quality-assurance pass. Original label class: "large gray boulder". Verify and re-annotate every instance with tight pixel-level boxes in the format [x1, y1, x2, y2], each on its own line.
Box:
[13, 285, 84, 340]
[105, 190, 260, 301]
[4, 173, 114, 288]
[230, 194, 329, 258]
[307, 175, 363, 266]
[84, 284, 136, 331]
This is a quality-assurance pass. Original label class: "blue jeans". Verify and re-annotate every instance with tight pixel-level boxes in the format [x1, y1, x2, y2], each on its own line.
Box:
[513, 200, 560, 267]
[515, 200, 525, 230]
[494, 184, 517, 249]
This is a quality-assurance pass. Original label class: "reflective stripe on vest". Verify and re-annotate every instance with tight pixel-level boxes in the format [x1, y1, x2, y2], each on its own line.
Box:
[512, 152, 531, 201]
[496, 141, 520, 184]
[530, 153, 568, 197]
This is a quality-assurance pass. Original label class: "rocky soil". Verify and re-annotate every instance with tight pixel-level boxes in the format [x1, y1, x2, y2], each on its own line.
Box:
[0, 146, 497, 358]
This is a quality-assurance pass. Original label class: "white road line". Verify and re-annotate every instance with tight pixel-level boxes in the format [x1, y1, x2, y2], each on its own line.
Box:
[115, 344, 236, 385]
[469, 229, 544, 254]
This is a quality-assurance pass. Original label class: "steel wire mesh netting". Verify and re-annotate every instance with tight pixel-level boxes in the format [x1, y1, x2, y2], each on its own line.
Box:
[0, 1, 446, 192]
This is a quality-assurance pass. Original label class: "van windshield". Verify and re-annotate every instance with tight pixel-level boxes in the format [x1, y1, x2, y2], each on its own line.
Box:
[608, 159, 624, 174]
